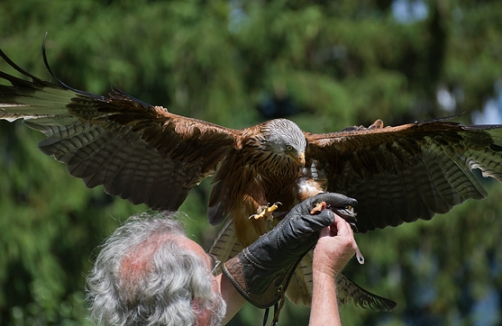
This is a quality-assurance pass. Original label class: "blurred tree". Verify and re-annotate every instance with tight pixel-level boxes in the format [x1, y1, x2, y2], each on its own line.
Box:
[0, 0, 501, 325]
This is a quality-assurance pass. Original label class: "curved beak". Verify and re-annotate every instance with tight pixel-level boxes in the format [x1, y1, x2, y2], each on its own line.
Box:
[297, 152, 306, 167]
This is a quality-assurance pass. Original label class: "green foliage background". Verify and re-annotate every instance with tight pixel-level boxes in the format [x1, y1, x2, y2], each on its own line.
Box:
[1, 0, 502, 325]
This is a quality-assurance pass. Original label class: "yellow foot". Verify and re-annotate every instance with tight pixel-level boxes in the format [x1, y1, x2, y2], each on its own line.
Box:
[310, 201, 327, 215]
[250, 202, 282, 223]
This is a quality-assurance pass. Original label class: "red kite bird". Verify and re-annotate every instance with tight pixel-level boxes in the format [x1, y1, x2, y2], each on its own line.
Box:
[2, 48, 502, 310]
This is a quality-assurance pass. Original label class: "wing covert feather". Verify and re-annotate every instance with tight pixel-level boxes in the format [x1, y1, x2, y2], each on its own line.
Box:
[38, 98, 239, 210]
[306, 120, 502, 232]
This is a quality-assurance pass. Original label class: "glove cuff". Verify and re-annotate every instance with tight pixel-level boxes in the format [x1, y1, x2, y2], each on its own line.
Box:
[222, 249, 303, 308]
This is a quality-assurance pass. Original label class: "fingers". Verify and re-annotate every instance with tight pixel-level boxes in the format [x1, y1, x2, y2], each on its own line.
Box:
[317, 208, 336, 225]
[319, 226, 330, 238]
[318, 214, 354, 242]
[333, 214, 363, 263]
[332, 214, 353, 238]
[313, 193, 358, 209]
[330, 214, 360, 256]
[313, 214, 359, 277]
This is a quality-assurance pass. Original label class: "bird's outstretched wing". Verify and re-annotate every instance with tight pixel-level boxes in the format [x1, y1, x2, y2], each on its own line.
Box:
[0, 49, 241, 210]
[305, 119, 502, 232]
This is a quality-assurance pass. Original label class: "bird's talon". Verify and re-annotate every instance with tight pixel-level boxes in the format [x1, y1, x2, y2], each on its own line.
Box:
[250, 202, 281, 222]
[269, 201, 282, 212]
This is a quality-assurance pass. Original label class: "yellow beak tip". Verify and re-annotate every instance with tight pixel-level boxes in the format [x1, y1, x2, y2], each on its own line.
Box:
[298, 154, 306, 166]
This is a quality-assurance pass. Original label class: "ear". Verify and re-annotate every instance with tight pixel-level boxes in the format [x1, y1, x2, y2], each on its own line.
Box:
[192, 298, 211, 326]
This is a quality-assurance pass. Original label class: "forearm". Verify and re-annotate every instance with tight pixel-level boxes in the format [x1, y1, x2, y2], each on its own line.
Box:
[309, 271, 341, 326]
[309, 217, 358, 326]
[218, 273, 246, 325]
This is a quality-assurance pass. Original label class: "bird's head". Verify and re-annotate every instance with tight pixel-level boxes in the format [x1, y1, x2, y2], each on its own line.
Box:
[260, 119, 307, 167]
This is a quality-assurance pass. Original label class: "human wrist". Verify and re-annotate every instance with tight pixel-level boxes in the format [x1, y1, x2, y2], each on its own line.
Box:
[312, 259, 339, 279]
[312, 239, 353, 278]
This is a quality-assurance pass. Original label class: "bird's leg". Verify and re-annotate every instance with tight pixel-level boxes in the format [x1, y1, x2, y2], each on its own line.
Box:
[250, 202, 282, 223]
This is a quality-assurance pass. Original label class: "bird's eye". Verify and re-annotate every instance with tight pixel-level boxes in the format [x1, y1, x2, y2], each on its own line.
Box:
[286, 145, 293, 151]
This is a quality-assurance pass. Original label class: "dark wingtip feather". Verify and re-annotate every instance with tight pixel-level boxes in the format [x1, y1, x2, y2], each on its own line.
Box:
[42, 32, 71, 90]
[41, 33, 105, 100]
[0, 48, 42, 82]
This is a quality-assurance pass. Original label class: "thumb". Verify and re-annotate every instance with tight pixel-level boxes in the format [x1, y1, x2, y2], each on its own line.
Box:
[319, 226, 330, 239]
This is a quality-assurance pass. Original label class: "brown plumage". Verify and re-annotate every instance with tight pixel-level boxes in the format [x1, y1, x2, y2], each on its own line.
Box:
[2, 49, 502, 310]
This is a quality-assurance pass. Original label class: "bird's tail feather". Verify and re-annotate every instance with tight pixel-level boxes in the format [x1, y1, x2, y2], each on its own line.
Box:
[285, 253, 396, 311]
[335, 273, 397, 311]
[209, 219, 244, 265]
[285, 252, 314, 306]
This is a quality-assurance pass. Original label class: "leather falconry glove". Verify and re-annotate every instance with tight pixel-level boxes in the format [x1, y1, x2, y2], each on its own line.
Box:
[222, 192, 357, 309]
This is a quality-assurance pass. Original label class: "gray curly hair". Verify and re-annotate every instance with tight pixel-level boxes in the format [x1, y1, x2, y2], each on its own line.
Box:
[86, 212, 226, 326]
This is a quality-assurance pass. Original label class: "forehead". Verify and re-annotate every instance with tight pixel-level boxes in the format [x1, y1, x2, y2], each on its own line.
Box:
[266, 120, 306, 146]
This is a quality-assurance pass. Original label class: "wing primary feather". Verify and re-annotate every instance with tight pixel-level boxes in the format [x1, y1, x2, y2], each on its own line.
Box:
[0, 49, 40, 81]
[209, 219, 243, 262]
[41, 33, 106, 101]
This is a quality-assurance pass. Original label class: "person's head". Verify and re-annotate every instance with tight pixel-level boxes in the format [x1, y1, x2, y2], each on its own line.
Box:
[86, 212, 226, 326]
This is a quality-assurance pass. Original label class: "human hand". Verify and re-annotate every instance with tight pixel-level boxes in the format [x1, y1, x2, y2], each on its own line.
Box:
[278, 192, 357, 253]
[312, 213, 359, 278]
